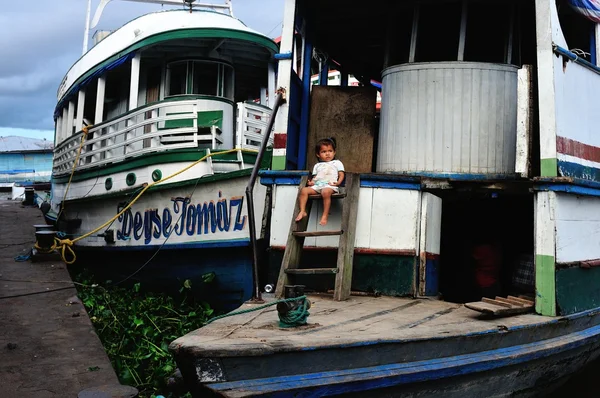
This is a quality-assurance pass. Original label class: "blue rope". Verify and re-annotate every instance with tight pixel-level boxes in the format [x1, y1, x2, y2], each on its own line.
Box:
[14, 253, 31, 262]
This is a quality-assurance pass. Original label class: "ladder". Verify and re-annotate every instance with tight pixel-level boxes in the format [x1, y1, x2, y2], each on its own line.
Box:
[275, 173, 360, 301]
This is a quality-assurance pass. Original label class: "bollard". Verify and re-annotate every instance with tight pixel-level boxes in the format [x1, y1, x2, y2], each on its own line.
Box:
[23, 187, 34, 206]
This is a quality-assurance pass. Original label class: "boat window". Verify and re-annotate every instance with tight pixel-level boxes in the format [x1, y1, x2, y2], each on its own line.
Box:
[192, 61, 219, 96]
[556, 0, 595, 62]
[167, 62, 187, 96]
[222, 64, 234, 100]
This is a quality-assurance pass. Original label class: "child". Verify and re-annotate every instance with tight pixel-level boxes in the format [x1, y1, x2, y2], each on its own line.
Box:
[295, 137, 345, 226]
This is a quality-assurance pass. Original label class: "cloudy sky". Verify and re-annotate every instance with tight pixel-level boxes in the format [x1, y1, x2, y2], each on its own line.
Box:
[0, 0, 284, 141]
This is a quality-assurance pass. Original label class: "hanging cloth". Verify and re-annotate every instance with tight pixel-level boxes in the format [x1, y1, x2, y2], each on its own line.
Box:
[568, 0, 600, 23]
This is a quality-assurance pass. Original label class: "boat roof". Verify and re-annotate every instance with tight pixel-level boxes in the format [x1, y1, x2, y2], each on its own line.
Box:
[56, 9, 278, 104]
[0, 136, 54, 153]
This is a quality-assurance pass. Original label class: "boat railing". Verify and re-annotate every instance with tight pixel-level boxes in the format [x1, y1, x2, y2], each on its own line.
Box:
[53, 97, 273, 175]
[236, 101, 274, 151]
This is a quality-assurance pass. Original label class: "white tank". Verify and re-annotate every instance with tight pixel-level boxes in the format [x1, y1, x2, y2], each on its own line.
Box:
[377, 62, 518, 175]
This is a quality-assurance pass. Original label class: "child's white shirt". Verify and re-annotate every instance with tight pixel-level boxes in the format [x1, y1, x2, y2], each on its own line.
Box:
[312, 160, 345, 187]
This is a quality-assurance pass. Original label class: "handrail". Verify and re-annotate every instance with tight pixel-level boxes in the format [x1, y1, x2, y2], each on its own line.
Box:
[245, 91, 285, 302]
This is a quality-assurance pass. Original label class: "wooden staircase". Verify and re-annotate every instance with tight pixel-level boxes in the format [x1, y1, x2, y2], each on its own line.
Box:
[275, 173, 360, 301]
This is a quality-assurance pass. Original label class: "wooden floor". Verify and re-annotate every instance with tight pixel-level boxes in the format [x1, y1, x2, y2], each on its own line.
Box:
[179, 293, 551, 353]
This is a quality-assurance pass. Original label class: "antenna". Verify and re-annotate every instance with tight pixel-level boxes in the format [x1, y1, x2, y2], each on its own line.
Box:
[84, 0, 234, 48]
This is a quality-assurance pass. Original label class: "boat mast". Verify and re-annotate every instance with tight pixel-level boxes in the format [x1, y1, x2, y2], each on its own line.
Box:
[83, 0, 234, 53]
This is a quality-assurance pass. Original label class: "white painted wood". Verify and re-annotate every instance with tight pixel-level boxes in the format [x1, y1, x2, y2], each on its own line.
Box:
[554, 56, 600, 150]
[95, 76, 106, 124]
[418, 192, 442, 296]
[535, 0, 559, 171]
[378, 62, 518, 174]
[62, 107, 69, 141]
[596, 24, 600, 67]
[52, 175, 267, 249]
[354, 188, 373, 250]
[269, 185, 300, 247]
[76, 90, 86, 133]
[368, 189, 419, 250]
[272, 0, 297, 168]
[555, 193, 600, 263]
[67, 101, 75, 136]
[267, 62, 276, 108]
[535, 191, 556, 258]
[129, 52, 141, 111]
[516, 66, 532, 177]
[59, 9, 274, 101]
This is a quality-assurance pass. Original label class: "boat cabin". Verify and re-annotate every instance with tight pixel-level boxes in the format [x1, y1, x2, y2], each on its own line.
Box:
[264, 0, 600, 317]
[52, 7, 278, 177]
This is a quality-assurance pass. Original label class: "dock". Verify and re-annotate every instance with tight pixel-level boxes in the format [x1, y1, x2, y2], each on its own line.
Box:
[0, 200, 132, 397]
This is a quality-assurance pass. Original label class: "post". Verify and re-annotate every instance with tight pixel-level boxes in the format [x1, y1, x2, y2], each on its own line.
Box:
[268, 62, 276, 108]
[95, 76, 106, 124]
[67, 101, 75, 136]
[129, 52, 141, 111]
[457, 0, 468, 61]
[272, 0, 297, 170]
[82, 0, 92, 55]
[409, 5, 420, 63]
[75, 90, 86, 132]
[596, 24, 600, 67]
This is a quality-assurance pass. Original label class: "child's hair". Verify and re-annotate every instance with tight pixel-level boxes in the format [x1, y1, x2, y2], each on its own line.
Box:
[315, 137, 337, 153]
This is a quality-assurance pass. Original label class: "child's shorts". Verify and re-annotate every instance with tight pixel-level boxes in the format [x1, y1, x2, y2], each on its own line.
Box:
[312, 184, 339, 193]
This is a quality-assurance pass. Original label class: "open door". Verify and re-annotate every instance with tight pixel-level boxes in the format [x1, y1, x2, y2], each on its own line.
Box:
[418, 192, 442, 297]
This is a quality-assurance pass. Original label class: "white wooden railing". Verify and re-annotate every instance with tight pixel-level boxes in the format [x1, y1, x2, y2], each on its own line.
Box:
[53, 98, 272, 175]
[236, 102, 274, 151]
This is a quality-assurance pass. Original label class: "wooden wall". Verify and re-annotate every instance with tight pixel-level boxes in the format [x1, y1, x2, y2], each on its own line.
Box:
[307, 86, 377, 173]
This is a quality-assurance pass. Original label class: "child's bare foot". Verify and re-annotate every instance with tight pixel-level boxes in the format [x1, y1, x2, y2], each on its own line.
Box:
[319, 216, 328, 226]
[295, 211, 307, 222]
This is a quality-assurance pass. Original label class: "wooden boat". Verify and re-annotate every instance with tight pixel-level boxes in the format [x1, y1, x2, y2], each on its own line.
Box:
[47, 0, 279, 309]
[170, 0, 600, 395]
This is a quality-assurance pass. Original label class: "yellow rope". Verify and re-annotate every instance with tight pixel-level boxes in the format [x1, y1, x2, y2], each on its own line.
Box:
[53, 148, 258, 265]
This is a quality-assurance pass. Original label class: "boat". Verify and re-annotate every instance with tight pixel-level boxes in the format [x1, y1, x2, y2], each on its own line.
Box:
[46, 0, 280, 309]
[169, 0, 600, 396]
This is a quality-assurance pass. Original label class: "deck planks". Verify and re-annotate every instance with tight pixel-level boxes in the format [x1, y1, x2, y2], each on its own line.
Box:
[173, 295, 549, 356]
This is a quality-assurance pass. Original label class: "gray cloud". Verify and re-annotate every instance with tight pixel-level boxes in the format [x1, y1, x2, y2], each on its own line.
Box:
[0, 0, 283, 132]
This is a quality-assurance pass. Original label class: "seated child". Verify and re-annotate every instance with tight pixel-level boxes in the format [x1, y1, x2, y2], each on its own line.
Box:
[295, 137, 345, 226]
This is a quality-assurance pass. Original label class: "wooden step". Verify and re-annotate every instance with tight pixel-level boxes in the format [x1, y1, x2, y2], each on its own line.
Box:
[293, 230, 343, 237]
[308, 193, 346, 200]
[285, 268, 338, 275]
[465, 295, 535, 317]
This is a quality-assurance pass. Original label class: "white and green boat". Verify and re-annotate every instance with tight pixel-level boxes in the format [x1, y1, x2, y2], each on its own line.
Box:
[47, 0, 278, 308]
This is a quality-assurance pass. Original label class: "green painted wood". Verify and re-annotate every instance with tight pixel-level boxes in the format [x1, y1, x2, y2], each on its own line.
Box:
[267, 251, 416, 297]
[556, 266, 600, 315]
[535, 254, 556, 316]
[271, 156, 286, 170]
[53, 148, 265, 182]
[540, 158, 558, 177]
[352, 254, 415, 296]
[164, 110, 224, 129]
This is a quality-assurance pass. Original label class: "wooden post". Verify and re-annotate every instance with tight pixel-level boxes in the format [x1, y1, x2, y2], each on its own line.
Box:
[75, 90, 86, 133]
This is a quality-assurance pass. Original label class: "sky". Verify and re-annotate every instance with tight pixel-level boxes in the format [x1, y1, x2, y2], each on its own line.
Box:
[0, 0, 284, 141]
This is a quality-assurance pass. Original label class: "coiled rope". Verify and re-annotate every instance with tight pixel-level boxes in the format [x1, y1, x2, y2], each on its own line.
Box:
[204, 296, 310, 328]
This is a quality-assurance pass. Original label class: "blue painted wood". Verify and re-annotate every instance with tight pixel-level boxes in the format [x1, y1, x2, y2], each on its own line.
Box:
[298, 39, 314, 170]
[78, 238, 251, 251]
[286, 72, 303, 170]
[396, 171, 520, 181]
[554, 45, 600, 75]
[208, 322, 600, 396]
[591, 27, 597, 66]
[556, 160, 600, 183]
[360, 181, 420, 190]
[535, 176, 600, 190]
[274, 52, 293, 60]
[425, 258, 439, 296]
[535, 184, 600, 198]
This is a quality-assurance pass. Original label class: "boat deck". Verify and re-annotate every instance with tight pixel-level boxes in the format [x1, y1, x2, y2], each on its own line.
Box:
[174, 293, 550, 354]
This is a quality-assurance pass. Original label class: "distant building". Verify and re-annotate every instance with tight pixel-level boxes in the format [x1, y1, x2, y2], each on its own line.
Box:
[0, 136, 53, 185]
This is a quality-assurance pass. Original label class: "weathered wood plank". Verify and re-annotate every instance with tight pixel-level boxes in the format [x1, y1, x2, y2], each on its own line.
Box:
[286, 268, 338, 275]
[481, 297, 513, 308]
[494, 297, 525, 307]
[293, 230, 343, 237]
[334, 174, 360, 301]
[309, 193, 346, 200]
[508, 296, 535, 305]
[275, 176, 311, 298]
[464, 301, 530, 316]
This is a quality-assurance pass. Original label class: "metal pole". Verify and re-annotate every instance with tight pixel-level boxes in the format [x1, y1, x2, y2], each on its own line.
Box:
[245, 92, 284, 302]
[83, 0, 92, 55]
